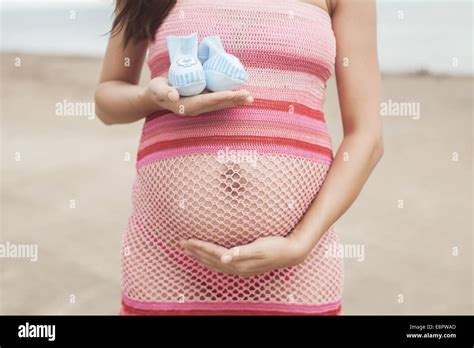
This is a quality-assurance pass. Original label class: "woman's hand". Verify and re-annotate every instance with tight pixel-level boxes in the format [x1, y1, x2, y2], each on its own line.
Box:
[180, 234, 309, 277]
[143, 76, 254, 116]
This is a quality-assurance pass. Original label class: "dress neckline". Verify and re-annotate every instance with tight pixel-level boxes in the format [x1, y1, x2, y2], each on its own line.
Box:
[294, 0, 331, 19]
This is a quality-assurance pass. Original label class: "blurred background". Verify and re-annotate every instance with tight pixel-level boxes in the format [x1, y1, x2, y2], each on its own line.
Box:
[0, 0, 472, 314]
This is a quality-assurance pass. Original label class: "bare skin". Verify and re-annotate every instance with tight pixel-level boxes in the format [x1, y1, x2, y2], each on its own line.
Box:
[95, 0, 383, 277]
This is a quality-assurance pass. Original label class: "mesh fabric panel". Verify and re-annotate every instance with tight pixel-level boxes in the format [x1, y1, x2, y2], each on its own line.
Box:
[122, 154, 343, 305]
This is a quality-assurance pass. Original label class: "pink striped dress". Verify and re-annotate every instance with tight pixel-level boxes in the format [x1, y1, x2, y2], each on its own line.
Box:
[120, 0, 343, 316]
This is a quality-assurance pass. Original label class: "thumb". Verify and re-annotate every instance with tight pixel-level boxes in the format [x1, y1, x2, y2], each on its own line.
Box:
[153, 77, 180, 102]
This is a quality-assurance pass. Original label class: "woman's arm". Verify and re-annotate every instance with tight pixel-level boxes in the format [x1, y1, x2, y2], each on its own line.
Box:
[180, 0, 383, 276]
[94, 25, 157, 125]
[289, 0, 383, 254]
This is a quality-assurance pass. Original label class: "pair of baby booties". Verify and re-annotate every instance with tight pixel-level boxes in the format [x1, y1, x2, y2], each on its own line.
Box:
[166, 33, 249, 96]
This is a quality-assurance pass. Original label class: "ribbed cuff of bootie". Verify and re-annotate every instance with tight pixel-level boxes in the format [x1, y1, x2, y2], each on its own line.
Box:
[198, 36, 249, 92]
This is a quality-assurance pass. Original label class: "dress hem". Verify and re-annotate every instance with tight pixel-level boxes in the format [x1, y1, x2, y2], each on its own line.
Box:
[120, 296, 342, 316]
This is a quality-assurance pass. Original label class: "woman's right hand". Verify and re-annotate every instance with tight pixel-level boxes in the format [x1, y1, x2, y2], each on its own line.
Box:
[143, 76, 254, 116]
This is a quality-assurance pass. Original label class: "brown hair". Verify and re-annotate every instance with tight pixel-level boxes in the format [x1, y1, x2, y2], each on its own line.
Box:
[111, 0, 177, 48]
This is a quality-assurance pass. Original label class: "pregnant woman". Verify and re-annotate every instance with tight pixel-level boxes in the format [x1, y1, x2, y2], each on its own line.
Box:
[95, 0, 383, 315]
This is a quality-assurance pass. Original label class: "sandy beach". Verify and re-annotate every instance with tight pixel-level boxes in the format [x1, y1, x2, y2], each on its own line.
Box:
[0, 52, 472, 315]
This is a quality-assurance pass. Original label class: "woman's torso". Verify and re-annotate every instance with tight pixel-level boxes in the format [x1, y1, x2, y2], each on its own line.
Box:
[121, 0, 342, 311]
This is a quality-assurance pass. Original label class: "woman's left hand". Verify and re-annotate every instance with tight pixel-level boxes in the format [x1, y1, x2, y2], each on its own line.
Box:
[179, 235, 309, 277]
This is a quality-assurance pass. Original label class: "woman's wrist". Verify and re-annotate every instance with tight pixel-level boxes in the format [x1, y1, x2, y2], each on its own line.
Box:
[287, 223, 325, 263]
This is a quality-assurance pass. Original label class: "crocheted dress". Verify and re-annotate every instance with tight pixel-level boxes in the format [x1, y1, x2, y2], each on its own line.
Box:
[120, 0, 343, 315]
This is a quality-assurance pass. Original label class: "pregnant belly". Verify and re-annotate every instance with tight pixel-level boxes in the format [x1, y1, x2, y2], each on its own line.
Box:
[128, 153, 330, 248]
[121, 153, 344, 304]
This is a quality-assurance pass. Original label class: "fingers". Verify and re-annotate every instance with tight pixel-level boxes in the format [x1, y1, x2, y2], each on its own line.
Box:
[166, 88, 180, 102]
[151, 77, 180, 102]
[200, 90, 238, 104]
[176, 89, 254, 116]
[220, 242, 263, 264]
[180, 237, 268, 276]
[181, 240, 232, 275]
[203, 95, 253, 113]
[196, 260, 227, 274]
[181, 239, 228, 259]
[183, 243, 263, 277]
[181, 238, 264, 264]
[208, 90, 254, 109]
[184, 246, 219, 265]
[234, 89, 253, 101]
[186, 90, 239, 111]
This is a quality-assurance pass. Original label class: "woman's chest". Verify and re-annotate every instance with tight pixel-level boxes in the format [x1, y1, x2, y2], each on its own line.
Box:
[148, 0, 336, 80]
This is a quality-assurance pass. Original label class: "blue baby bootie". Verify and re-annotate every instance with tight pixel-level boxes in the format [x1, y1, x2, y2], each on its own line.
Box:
[198, 36, 249, 92]
[166, 33, 207, 97]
